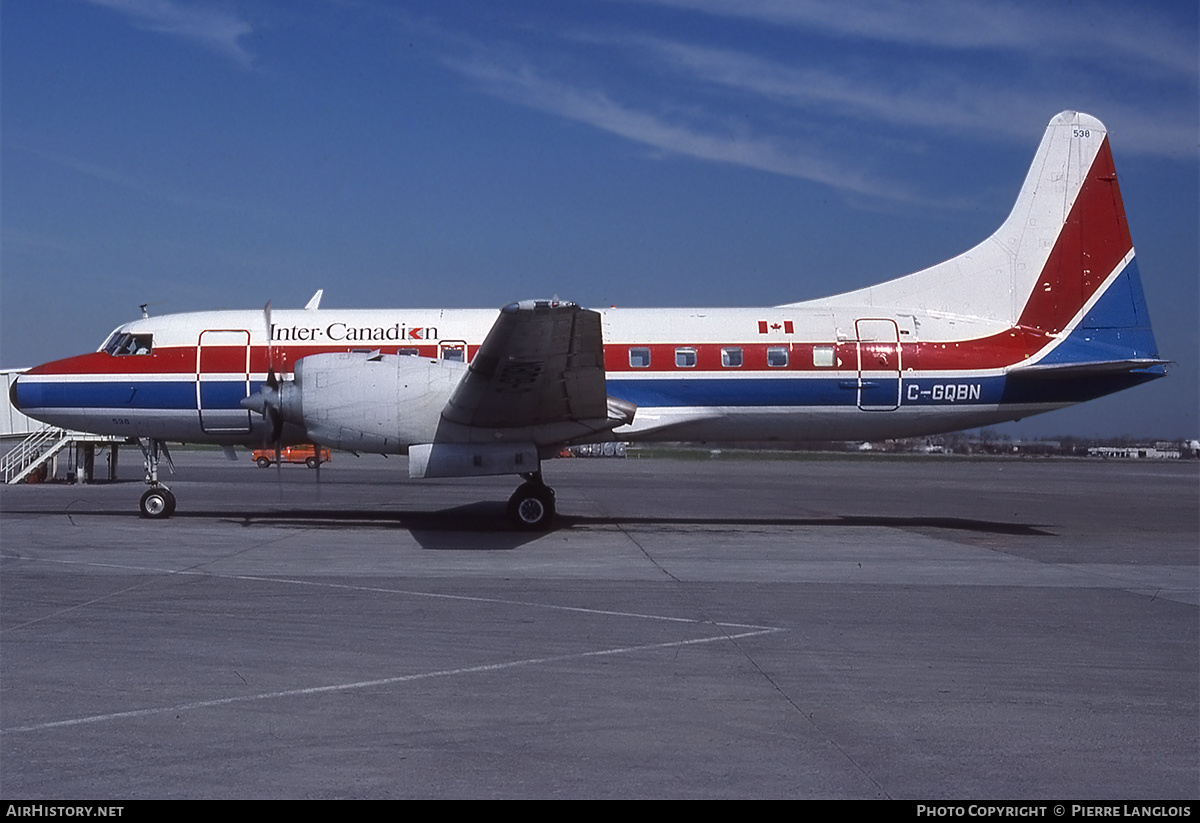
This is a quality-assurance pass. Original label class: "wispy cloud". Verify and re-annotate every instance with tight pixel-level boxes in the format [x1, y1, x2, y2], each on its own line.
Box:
[429, 0, 1193, 202]
[626, 0, 1197, 79]
[81, 0, 255, 67]
[598, 35, 1034, 135]
[447, 55, 918, 203]
[600, 35, 1195, 157]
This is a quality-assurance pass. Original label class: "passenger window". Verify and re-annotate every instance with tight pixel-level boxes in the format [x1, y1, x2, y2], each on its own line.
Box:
[397, 348, 420, 356]
[721, 347, 743, 368]
[767, 346, 789, 367]
[629, 347, 651, 368]
[812, 346, 835, 368]
[675, 347, 696, 368]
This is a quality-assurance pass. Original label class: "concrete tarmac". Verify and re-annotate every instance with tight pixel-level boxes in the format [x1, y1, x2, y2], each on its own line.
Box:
[1, 452, 1196, 799]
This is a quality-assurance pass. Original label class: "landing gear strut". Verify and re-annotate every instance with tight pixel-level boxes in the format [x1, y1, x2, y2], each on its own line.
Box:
[507, 472, 555, 530]
[137, 438, 176, 519]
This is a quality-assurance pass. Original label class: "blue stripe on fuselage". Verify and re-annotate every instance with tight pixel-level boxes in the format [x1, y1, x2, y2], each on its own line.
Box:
[605, 377, 855, 408]
[16, 371, 1161, 417]
[605, 376, 1009, 407]
[13, 380, 196, 410]
[198, 381, 249, 407]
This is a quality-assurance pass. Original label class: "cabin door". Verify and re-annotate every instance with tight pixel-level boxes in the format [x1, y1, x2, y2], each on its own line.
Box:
[197, 329, 253, 433]
[855, 319, 901, 411]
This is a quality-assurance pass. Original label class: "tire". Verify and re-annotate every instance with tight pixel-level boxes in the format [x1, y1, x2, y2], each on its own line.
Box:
[305, 457, 318, 469]
[256, 457, 271, 468]
[139, 487, 176, 519]
[507, 482, 555, 530]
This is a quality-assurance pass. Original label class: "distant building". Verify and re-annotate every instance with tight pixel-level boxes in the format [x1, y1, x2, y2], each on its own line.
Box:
[1088, 446, 1181, 459]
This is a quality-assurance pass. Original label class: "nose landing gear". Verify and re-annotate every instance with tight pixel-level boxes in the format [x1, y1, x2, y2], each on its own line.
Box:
[137, 438, 176, 519]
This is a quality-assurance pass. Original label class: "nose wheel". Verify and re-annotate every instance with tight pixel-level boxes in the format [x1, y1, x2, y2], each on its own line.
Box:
[507, 478, 555, 530]
[136, 438, 177, 519]
[139, 486, 176, 519]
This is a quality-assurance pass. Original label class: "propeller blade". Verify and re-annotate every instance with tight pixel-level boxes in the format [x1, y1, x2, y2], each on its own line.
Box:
[264, 368, 284, 443]
[313, 445, 322, 502]
[263, 300, 274, 374]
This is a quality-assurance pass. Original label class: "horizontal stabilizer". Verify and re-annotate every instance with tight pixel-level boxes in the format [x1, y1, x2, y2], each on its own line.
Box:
[1007, 359, 1169, 380]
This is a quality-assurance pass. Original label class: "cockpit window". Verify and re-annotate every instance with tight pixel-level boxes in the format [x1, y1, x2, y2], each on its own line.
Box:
[104, 333, 153, 356]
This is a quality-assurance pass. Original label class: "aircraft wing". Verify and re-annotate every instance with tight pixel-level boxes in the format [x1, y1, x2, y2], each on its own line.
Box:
[442, 300, 629, 429]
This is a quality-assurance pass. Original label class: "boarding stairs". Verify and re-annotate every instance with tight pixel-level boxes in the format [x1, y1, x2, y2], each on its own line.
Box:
[1, 426, 121, 484]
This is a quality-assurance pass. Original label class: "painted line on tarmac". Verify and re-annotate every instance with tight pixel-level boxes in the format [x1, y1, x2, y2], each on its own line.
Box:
[2, 626, 783, 734]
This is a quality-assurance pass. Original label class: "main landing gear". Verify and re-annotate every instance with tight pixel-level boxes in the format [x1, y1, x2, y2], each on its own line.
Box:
[126, 441, 557, 528]
[139, 485, 176, 519]
[507, 472, 555, 531]
[137, 438, 176, 519]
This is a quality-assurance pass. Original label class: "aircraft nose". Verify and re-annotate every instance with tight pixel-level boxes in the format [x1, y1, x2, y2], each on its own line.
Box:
[9, 373, 24, 412]
[8, 372, 42, 415]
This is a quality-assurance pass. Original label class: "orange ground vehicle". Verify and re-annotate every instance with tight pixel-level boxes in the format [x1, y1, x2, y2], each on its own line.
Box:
[252, 444, 331, 469]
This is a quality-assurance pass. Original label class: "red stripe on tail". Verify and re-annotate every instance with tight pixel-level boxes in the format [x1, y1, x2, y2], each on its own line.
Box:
[1017, 138, 1132, 335]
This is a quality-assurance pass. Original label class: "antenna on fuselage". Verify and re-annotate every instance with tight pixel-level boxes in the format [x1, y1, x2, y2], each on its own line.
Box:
[138, 301, 168, 318]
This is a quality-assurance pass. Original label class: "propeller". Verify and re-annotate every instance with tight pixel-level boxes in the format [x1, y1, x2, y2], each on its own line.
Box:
[243, 302, 286, 436]
[241, 301, 286, 494]
[240, 299, 327, 498]
[313, 443, 323, 501]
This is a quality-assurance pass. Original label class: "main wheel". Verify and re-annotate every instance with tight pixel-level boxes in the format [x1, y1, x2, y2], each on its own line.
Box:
[256, 457, 271, 468]
[139, 487, 176, 519]
[507, 482, 555, 530]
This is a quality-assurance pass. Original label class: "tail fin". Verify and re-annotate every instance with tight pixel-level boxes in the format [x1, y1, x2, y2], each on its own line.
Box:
[1011, 113, 1162, 373]
[808, 111, 1161, 370]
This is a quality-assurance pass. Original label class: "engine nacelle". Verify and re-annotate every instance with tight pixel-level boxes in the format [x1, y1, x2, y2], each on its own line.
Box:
[270, 344, 636, 479]
[408, 442, 539, 479]
[279, 352, 463, 453]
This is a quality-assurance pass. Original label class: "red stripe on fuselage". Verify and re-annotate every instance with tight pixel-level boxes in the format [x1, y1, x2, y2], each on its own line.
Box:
[603, 330, 1053, 373]
[27, 328, 1063, 380]
[197, 346, 248, 373]
[23, 349, 195, 376]
[251, 344, 448, 372]
[1017, 137, 1131, 335]
[23, 345, 450, 377]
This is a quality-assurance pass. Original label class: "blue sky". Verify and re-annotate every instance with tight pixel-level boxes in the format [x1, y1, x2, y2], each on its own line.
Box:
[2, 0, 1196, 438]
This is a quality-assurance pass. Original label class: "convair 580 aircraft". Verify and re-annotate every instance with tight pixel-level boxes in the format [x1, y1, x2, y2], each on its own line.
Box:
[11, 112, 1167, 528]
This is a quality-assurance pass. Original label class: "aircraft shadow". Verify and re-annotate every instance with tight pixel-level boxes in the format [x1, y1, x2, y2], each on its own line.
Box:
[175, 505, 1063, 548]
[6, 501, 1057, 551]
[555, 514, 1056, 537]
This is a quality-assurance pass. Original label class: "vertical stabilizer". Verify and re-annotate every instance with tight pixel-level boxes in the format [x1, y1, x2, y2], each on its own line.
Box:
[806, 112, 1137, 334]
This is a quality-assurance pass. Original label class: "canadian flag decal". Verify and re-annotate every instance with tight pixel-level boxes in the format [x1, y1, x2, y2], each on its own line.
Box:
[758, 320, 794, 334]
